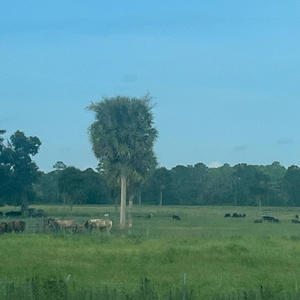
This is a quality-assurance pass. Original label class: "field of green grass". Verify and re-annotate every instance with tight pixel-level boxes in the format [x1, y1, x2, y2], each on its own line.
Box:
[1, 205, 300, 299]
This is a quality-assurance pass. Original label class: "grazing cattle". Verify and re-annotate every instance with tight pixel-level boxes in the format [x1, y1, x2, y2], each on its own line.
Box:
[262, 216, 275, 222]
[5, 211, 22, 217]
[232, 213, 242, 218]
[224, 213, 231, 218]
[0, 222, 7, 234]
[296, 215, 299, 219]
[232, 213, 246, 218]
[254, 219, 263, 223]
[84, 219, 112, 232]
[0, 221, 25, 233]
[35, 209, 47, 217]
[145, 213, 153, 219]
[0, 211, 3, 217]
[172, 215, 181, 221]
[47, 218, 77, 232]
[292, 219, 300, 224]
[262, 216, 279, 223]
[10, 220, 25, 232]
[28, 208, 46, 217]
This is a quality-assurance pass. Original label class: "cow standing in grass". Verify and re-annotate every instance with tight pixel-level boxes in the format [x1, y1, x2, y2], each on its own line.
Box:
[0, 222, 7, 234]
[47, 218, 78, 232]
[84, 219, 112, 232]
[0, 221, 25, 234]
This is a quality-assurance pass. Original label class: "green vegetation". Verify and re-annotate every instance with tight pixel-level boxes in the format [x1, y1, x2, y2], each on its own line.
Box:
[1, 205, 300, 299]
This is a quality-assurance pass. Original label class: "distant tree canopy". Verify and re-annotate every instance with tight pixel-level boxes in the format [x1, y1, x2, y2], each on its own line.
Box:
[140, 161, 293, 207]
[33, 167, 111, 206]
[0, 130, 41, 213]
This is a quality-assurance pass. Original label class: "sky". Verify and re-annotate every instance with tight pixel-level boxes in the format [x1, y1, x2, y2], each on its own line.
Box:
[1, 0, 300, 172]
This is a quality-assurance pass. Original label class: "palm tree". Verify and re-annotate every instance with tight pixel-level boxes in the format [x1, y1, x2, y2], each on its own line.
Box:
[88, 95, 158, 230]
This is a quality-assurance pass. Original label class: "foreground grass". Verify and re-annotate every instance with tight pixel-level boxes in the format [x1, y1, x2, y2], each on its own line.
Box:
[1, 233, 300, 299]
[2, 205, 300, 298]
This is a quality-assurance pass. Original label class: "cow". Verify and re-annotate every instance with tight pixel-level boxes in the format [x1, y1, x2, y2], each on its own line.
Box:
[0, 221, 25, 233]
[224, 213, 231, 218]
[172, 215, 181, 221]
[262, 216, 275, 222]
[0, 222, 7, 234]
[47, 218, 78, 232]
[10, 220, 25, 232]
[232, 213, 240, 218]
[0, 211, 3, 217]
[292, 219, 300, 224]
[145, 213, 153, 219]
[5, 211, 22, 217]
[84, 219, 112, 232]
[296, 215, 299, 219]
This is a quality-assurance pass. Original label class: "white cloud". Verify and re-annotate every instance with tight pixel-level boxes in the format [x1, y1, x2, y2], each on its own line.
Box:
[208, 161, 223, 168]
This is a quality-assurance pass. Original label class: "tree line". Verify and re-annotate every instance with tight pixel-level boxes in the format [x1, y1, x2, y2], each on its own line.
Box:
[27, 160, 300, 208]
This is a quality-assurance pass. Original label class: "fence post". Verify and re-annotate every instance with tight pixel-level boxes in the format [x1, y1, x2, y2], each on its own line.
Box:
[183, 273, 187, 300]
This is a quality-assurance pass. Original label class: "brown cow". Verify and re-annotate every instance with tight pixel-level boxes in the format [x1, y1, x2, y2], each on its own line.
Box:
[0, 222, 7, 235]
[0, 221, 25, 234]
[84, 219, 112, 232]
[12, 220, 26, 232]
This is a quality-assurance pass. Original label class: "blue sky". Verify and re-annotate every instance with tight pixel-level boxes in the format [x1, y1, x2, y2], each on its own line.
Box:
[1, 1, 300, 172]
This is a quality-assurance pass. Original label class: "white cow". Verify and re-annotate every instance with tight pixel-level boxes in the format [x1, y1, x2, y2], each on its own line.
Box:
[84, 219, 112, 232]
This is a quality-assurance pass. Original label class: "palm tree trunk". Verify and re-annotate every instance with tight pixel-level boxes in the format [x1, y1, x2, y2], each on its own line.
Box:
[138, 188, 142, 206]
[120, 174, 126, 230]
[159, 190, 163, 207]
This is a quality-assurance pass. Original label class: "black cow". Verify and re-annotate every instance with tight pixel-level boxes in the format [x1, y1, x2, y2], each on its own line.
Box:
[262, 216, 275, 222]
[296, 215, 299, 219]
[232, 212, 239, 218]
[5, 211, 22, 217]
[145, 213, 153, 219]
[292, 219, 300, 224]
[224, 213, 231, 218]
[0, 212, 3, 217]
[172, 215, 181, 221]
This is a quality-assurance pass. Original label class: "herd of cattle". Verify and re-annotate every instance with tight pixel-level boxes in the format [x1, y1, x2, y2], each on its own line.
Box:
[0, 208, 46, 218]
[0, 209, 113, 235]
[224, 212, 300, 224]
[47, 218, 113, 232]
[0, 220, 25, 234]
[1, 208, 300, 235]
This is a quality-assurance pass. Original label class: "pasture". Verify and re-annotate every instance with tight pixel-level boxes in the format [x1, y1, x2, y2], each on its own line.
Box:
[1, 205, 300, 299]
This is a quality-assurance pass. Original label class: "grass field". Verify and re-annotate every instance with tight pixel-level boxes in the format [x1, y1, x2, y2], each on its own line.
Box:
[1, 205, 300, 299]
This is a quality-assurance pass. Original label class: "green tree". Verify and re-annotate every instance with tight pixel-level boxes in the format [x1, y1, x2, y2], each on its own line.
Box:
[88, 95, 158, 229]
[58, 166, 84, 210]
[0, 130, 41, 213]
[143, 167, 171, 206]
[282, 165, 300, 206]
